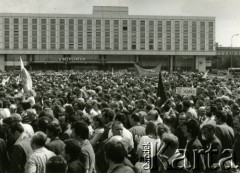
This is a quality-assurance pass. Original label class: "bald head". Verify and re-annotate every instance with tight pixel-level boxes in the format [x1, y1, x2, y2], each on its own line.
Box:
[146, 110, 159, 121]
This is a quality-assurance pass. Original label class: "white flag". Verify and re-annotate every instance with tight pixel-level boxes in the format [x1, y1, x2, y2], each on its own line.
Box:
[20, 57, 32, 93]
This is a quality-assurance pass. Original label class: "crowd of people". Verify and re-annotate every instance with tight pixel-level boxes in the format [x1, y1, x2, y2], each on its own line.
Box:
[0, 70, 240, 173]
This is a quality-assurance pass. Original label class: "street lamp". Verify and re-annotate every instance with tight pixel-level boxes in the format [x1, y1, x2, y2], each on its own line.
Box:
[231, 34, 239, 68]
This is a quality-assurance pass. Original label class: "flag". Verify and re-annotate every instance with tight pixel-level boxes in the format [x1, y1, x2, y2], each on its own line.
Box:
[20, 57, 32, 93]
[202, 70, 209, 79]
[1, 76, 10, 86]
[157, 71, 167, 105]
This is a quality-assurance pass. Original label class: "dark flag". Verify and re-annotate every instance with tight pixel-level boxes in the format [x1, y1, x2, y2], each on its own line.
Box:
[157, 71, 167, 105]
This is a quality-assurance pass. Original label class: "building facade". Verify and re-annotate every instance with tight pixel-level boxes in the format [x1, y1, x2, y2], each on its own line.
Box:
[0, 6, 215, 72]
[211, 46, 240, 69]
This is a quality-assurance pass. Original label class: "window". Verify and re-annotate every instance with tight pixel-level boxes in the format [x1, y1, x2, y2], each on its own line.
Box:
[32, 19, 37, 24]
[149, 45, 154, 50]
[96, 20, 101, 25]
[78, 19, 83, 25]
[41, 25, 47, 30]
[123, 26, 127, 31]
[69, 19, 74, 25]
[50, 19, 56, 24]
[23, 44, 28, 49]
[60, 19, 65, 24]
[4, 18, 9, 24]
[105, 20, 110, 25]
[166, 45, 171, 50]
[131, 20, 136, 25]
[51, 44, 56, 49]
[41, 19, 46, 24]
[14, 18, 19, 24]
[132, 45, 136, 50]
[32, 44, 37, 49]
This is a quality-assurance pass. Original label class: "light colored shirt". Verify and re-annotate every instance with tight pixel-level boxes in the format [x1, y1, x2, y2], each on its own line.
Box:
[137, 136, 161, 158]
[25, 147, 55, 173]
[108, 127, 134, 149]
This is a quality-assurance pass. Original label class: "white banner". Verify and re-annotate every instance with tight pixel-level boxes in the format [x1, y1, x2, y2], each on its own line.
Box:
[176, 87, 197, 96]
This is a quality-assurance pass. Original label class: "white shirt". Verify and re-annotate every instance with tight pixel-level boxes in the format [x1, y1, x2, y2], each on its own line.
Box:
[108, 127, 134, 149]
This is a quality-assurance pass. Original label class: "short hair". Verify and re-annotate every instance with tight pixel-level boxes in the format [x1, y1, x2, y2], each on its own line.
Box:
[215, 110, 227, 122]
[183, 100, 191, 108]
[38, 117, 51, 133]
[202, 124, 216, 133]
[64, 139, 82, 160]
[102, 108, 115, 121]
[145, 121, 157, 138]
[9, 123, 24, 134]
[93, 116, 104, 128]
[46, 156, 68, 173]
[157, 123, 171, 138]
[131, 113, 141, 122]
[112, 121, 124, 130]
[183, 119, 200, 139]
[47, 122, 61, 137]
[31, 132, 47, 147]
[104, 140, 127, 164]
[71, 121, 89, 140]
[161, 133, 179, 150]
[115, 113, 127, 127]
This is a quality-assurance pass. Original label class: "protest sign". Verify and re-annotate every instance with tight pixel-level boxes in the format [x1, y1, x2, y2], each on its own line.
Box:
[176, 87, 197, 96]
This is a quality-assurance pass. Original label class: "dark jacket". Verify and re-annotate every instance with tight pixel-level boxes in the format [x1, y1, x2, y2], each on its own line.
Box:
[215, 123, 234, 150]
[68, 159, 85, 173]
[0, 138, 9, 173]
[46, 137, 65, 155]
[9, 134, 32, 173]
[185, 138, 205, 173]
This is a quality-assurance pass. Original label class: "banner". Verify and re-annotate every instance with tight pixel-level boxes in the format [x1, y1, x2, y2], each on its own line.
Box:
[134, 64, 161, 76]
[176, 87, 197, 96]
[20, 57, 32, 93]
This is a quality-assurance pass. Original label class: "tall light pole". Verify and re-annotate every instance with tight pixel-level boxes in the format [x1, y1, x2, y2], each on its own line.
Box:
[231, 34, 239, 68]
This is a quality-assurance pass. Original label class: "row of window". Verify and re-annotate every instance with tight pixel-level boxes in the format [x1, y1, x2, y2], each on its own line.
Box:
[3, 18, 214, 27]
[2, 42, 215, 51]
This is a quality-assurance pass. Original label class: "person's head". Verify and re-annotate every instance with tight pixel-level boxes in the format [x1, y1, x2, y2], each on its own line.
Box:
[46, 156, 68, 173]
[201, 124, 216, 141]
[198, 107, 206, 117]
[31, 131, 47, 150]
[233, 115, 240, 133]
[146, 110, 159, 121]
[130, 112, 141, 127]
[196, 99, 205, 109]
[101, 108, 115, 125]
[8, 123, 24, 143]
[157, 123, 171, 139]
[182, 100, 191, 111]
[63, 139, 82, 162]
[71, 121, 89, 140]
[178, 112, 187, 126]
[93, 115, 104, 129]
[104, 140, 127, 164]
[112, 121, 124, 137]
[182, 119, 200, 139]
[145, 121, 157, 138]
[58, 115, 69, 130]
[38, 116, 51, 133]
[114, 113, 127, 127]
[46, 122, 61, 139]
[206, 104, 217, 117]
[215, 110, 227, 124]
[159, 133, 179, 159]
[215, 98, 222, 110]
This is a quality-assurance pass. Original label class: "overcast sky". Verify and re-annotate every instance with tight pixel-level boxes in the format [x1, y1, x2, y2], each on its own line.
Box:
[1, 0, 240, 47]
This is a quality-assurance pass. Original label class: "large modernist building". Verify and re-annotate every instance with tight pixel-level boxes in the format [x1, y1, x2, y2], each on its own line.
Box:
[0, 6, 215, 72]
